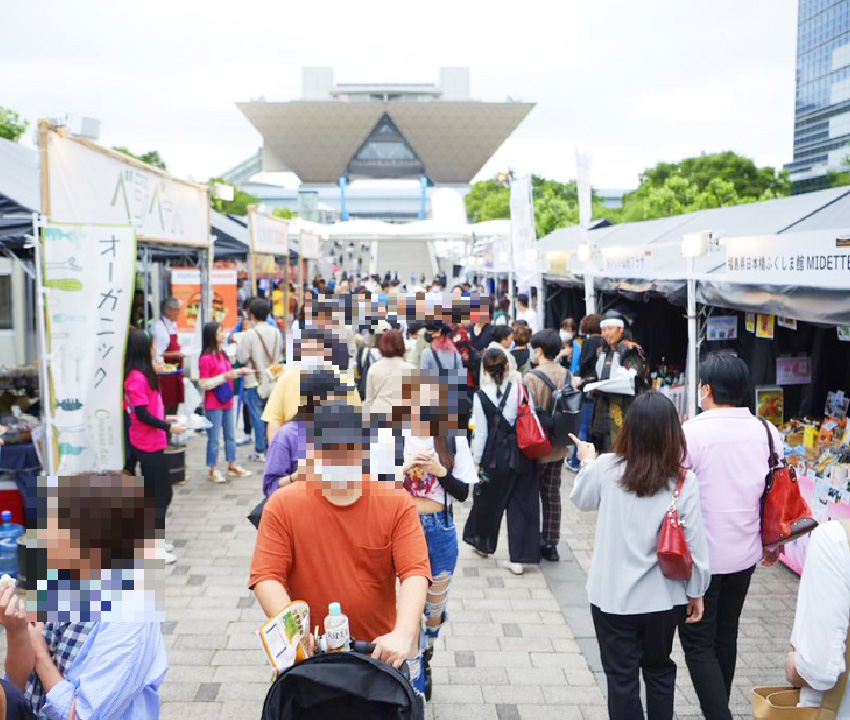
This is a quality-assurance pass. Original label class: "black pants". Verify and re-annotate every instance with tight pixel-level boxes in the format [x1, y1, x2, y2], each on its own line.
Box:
[136, 449, 173, 534]
[462, 465, 541, 564]
[592, 604, 687, 720]
[678, 566, 755, 720]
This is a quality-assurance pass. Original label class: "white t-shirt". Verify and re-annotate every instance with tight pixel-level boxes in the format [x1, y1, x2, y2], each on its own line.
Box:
[152, 317, 177, 358]
[402, 433, 477, 505]
[517, 307, 540, 334]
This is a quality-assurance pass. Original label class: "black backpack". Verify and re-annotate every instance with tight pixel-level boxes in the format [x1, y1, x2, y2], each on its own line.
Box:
[529, 370, 582, 446]
[262, 651, 424, 720]
[477, 384, 519, 476]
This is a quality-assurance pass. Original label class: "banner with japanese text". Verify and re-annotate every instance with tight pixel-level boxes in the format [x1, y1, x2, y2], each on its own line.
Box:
[41, 223, 136, 474]
[509, 175, 539, 294]
[249, 211, 290, 256]
[600, 245, 655, 278]
[723, 231, 850, 288]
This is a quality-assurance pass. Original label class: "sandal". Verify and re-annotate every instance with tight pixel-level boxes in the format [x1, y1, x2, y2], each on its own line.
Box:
[208, 468, 227, 484]
[227, 465, 253, 478]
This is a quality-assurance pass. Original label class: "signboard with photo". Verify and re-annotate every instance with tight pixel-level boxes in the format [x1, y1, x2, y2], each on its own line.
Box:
[756, 385, 785, 426]
[746, 313, 756, 334]
[756, 314, 775, 339]
[777, 317, 798, 330]
[706, 316, 738, 341]
[776, 356, 812, 386]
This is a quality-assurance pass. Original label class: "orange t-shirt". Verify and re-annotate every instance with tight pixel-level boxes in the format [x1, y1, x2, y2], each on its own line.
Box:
[249, 478, 431, 642]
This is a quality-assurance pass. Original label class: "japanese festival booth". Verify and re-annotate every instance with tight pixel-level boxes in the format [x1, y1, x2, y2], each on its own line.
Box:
[540, 186, 850, 574]
[246, 207, 301, 328]
[31, 119, 213, 490]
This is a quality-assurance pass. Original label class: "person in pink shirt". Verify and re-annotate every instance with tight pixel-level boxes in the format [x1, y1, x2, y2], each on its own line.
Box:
[198, 322, 252, 484]
[678, 353, 783, 720]
[124, 329, 187, 565]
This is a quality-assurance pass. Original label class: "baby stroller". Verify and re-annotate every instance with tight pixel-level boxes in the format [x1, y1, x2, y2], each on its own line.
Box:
[261, 643, 424, 720]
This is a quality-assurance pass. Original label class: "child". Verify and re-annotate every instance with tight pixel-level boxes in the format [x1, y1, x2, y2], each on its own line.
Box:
[198, 322, 252, 483]
[124, 329, 186, 565]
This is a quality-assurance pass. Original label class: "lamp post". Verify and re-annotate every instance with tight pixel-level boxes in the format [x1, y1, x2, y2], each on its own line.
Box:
[682, 231, 711, 420]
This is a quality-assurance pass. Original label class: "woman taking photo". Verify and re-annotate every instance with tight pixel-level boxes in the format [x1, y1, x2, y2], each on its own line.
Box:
[198, 322, 252, 484]
[464, 349, 540, 575]
[571, 391, 710, 720]
[124, 329, 186, 565]
[399, 373, 478, 699]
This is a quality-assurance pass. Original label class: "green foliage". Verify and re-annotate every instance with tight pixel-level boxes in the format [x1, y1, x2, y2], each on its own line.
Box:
[272, 207, 298, 219]
[207, 178, 257, 216]
[113, 147, 168, 171]
[0, 107, 29, 142]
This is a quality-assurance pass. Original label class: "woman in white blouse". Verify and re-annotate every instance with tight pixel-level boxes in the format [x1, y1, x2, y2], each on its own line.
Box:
[571, 390, 711, 720]
[785, 520, 850, 716]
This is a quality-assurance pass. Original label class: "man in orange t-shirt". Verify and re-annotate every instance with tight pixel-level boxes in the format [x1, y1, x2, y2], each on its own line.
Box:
[250, 402, 430, 669]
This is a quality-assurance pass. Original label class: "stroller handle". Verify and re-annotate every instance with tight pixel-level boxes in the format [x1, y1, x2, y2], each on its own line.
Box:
[351, 641, 376, 655]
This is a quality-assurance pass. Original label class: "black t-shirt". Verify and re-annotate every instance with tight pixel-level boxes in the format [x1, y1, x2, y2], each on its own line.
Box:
[579, 335, 605, 381]
[468, 323, 494, 352]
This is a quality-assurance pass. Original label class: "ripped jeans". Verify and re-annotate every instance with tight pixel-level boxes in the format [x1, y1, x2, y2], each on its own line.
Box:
[407, 510, 459, 697]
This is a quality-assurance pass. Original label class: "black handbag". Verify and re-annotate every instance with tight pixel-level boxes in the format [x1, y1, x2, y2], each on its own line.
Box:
[248, 497, 267, 529]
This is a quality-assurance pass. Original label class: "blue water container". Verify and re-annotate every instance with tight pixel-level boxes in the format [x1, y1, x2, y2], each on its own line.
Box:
[0, 510, 25, 578]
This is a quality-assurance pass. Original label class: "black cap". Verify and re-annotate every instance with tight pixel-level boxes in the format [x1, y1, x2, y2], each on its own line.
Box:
[308, 402, 375, 448]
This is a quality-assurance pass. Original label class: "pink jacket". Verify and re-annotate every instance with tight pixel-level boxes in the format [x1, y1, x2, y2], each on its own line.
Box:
[683, 407, 783, 575]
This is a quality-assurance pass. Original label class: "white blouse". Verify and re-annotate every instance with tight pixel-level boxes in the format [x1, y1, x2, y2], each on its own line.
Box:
[791, 521, 850, 716]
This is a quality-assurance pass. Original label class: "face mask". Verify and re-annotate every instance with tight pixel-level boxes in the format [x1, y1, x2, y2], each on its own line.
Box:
[424, 332, 433, 344]
[531, 349, 542, 366]
[301, 356, 325, 371]
[315, 461, 363, 487]
[560, 331, 574, 343]
[698, 387, 710, 410]
[419, 405, 442, 424]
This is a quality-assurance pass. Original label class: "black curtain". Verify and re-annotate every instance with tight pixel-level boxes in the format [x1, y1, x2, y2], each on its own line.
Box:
[544, 282, 586, 331]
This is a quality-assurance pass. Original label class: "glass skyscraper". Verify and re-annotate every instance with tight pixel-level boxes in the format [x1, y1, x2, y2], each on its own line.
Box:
[787, 0, 850, 192]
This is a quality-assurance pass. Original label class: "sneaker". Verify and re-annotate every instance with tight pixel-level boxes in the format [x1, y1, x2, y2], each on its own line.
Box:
[506, 562, 524, 576]
[164, 541, 174, 553]
[208, 469, 227, 484]
[227, 465, 253, 478]
[163, 551, 178, 566]
[473, 547, 490, 559]
[248, 452, 267, 463]
[235, 431, 251, 446]
[541, 544, 560, 562]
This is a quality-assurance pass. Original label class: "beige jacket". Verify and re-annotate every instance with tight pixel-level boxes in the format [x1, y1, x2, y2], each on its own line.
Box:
[524, 359, 569, 463]
[236, 324, 281, 389]
[365, 356, 415, 417]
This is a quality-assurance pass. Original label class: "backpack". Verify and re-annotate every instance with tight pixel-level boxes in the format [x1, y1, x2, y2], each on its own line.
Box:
[529, 369, 582, 446]
[477, 384, 519, 476]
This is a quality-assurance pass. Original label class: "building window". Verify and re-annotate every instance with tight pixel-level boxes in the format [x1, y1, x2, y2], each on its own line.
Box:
[0, 275, 12, 330]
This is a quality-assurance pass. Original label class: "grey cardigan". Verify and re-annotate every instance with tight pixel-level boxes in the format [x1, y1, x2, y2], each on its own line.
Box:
[571, 453, 711, 615]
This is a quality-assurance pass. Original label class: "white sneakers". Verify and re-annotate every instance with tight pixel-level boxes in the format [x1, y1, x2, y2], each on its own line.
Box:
[165, 541, 174, 553]
[163, 551, 178, 565]
[248, 452, 267, 463]
[506, 562, 525, 576]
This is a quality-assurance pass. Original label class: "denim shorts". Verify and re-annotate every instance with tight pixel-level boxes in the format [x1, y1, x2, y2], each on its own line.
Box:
[419, 511, 459, 578]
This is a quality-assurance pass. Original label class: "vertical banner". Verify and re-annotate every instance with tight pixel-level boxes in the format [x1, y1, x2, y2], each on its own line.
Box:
[41, 223, 136, 474]
[575, 149, 596, 314]
[509, 176, 538, 321]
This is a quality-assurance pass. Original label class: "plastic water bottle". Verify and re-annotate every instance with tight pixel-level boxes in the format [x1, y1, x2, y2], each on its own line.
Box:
[0, 511, 25, 579]
[324, 602, 350, 653]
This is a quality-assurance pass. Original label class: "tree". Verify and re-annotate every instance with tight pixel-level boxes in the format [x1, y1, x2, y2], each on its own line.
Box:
[0, 107, 29, 142]
[113, 147, 168, 171]
[207, 178, 258, 216]
[272, 207, 298, 220]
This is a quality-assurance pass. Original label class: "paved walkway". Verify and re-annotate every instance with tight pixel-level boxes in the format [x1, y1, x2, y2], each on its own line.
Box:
[1, 433, 800, 719]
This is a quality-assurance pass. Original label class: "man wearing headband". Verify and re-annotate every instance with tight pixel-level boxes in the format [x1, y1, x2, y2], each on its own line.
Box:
[592, 310, 647, 451]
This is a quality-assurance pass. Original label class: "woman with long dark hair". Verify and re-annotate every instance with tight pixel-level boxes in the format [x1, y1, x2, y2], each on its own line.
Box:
[570, 391, 711, 720]
[124, 330, 186, 565]
[463, 348, 540, 575]
[198, 322, 252, 484]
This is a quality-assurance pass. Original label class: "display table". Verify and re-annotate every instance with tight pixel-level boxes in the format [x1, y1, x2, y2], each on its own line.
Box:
[0, 441, 41, 527]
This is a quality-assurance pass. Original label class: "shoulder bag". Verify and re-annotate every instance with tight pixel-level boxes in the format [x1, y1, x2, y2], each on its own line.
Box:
[758, 417, 818, 549]
[252, 328, 279, 400]
[753, 521, 850, 719]
[657, 470, 693, 581]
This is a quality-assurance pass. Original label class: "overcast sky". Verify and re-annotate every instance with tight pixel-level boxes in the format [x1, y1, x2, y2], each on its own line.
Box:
[1, 0, 798, 190]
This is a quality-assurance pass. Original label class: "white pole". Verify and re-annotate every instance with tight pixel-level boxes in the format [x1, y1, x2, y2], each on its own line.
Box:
[32, 214, 55, 475]
[583, 248, 597, 316]
[686, 254, 698, 421]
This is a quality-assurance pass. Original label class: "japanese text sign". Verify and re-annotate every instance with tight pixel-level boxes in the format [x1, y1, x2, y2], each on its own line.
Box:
[41, 223, 136, 473]
[250, 212, 290, 256]
[724, 232, 850, 288]
[601, 246, 654, 278]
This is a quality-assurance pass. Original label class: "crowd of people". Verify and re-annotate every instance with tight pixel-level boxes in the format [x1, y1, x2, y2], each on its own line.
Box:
[0, 272, 847, 720]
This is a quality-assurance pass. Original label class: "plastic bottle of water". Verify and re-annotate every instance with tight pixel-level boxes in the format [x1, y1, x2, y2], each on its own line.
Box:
[324, 602, 350, 653]
[0, 511, 25, 579]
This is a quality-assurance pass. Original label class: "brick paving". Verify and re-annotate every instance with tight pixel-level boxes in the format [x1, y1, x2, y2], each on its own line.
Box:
[0, 434, 801, 719]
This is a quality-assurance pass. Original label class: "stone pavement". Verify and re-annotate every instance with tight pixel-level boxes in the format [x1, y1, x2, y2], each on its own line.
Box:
[0, 433, 801, 720]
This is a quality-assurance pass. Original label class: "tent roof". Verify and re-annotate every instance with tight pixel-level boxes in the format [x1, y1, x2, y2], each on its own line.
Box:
[0, 139, 39, 213]
[293, 217, 510, 241]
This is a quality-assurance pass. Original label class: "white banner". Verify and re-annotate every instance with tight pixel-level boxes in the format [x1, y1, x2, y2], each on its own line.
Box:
[46, 130, 210, 247]
[250, 211, 290, 256]
[41, 223, 136, 473]
[723, 232, 850, 288]
[601, 245, 655, 278]
[510, 175, 538, 291]
[575, 150, 593, 235]
[300, 233, 322, 260]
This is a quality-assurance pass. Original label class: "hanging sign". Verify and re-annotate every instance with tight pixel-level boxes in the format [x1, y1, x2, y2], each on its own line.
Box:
[45, 128, 210, 247]
[171, 267, 238, 336]
[510, 175, 539, 293]
[723, 232, 850, 288]
[249, 211, 290, 256]
[300, 233, 322, 259]
[776, 356, 813, 386]
[41, 223, 136, 473]
[600, 246, 654, 278]
[706, 316, 738, 341]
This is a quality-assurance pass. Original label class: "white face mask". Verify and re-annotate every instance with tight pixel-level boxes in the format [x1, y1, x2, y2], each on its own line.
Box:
[315, 461, 363, 487]
[300, 355, 326, 371]
[560, 330, 574, 343]
[698, 386, 710, 410]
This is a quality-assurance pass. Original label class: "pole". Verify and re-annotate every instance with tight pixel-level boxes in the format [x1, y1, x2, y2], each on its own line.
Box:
[583, 259, 596, 316]
[32, 214, 55, 475]
[143, 246, 151, 327]
[686, 255, 697, 421]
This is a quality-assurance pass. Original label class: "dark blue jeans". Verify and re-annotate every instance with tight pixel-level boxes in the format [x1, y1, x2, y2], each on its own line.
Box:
[243, 387, 268, 454]
[570, 396, 595, 467]
[3, 679, 36, 720]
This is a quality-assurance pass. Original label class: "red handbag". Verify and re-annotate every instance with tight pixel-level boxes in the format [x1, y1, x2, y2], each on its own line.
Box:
[757, 418, 818, 549]
[516, 383, 552, 460]
[657, 471, 693, 582]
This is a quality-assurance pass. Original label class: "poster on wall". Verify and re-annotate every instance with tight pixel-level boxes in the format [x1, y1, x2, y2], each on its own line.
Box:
[706, 316, 738, 341]
[778, 317, 798, 330]
[746, 313, 756, 334]
[776, 356, 813, 386]
[41, 223, 136, 473]
[838, 326, 850, 342]
[756, 385, 785, 426]
[170, 267, 238, 341]
[756, 314, 775, 339]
